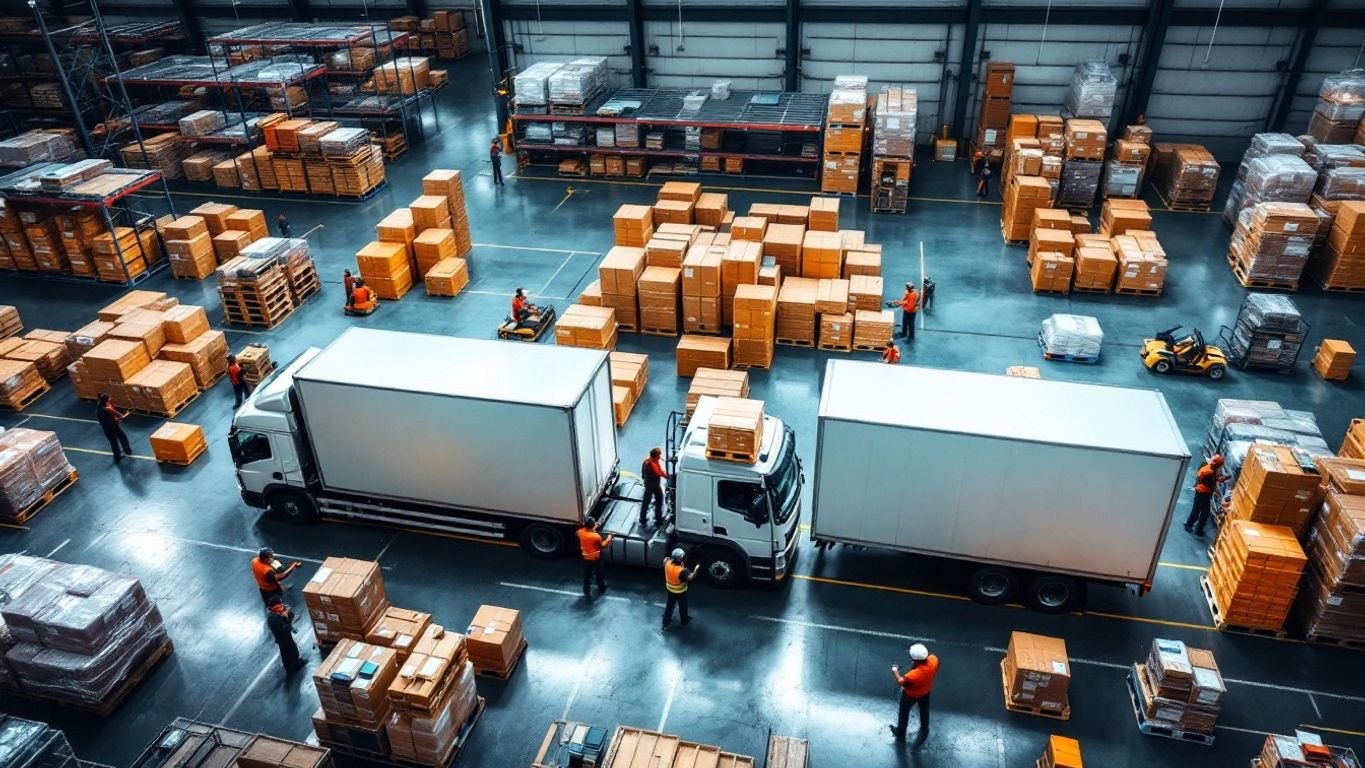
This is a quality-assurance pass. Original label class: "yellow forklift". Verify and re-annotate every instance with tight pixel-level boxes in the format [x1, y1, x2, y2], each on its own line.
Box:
[1140, 326, 1228, 380]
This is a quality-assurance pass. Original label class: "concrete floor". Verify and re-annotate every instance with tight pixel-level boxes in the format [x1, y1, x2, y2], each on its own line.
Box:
[2, 55, 1365, 768]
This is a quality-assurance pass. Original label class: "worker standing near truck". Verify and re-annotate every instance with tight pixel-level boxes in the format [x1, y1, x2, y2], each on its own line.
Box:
[890, 643, 938, 748]
[1183, 454, 1227, 537]
[252, 547, 301, 606]
[577, 516, 614, 598]
[228, 354, 251, 409]
[662, 548, 698, 630]
[640, 447, 668, 527]
[265, 597, 306, 674]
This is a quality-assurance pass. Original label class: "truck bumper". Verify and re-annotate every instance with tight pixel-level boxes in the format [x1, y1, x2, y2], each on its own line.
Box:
[241, 490, 266, 509]
[774, 524, 800, 581]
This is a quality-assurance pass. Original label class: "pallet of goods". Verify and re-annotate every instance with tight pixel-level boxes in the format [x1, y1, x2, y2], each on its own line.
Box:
[131, 719, 330, 768]
[465, 604, 526, 679]
[0, 428, 76, 522]
[1037, 735, 1082, 768]
[1294, 457, 1365, 647]
[1224, 442, 1321, 539]
[682, 240, 723, 334]
[871, 85, 916, 214]
[1221, 294, 1308, 372]
[1307, 70, 1365, 144]
[676, 335, 731, 377]
[638, 266, 682, 335]
[599, 246, 646, 331]
[1001, 631, 1070, 720]
[1311, 339, 1355, 381]
[216, 256, 298, 329]
[235, 344, 275, 387]
[608, 351, 648, 427]
[148, 422, 208, 466]
[822, 75, 868, 195]
[1127, 639, 1224, 744]
[732, 284, 777, 368]
[303, 557, 390, 648]
[1308, 199, 1365, 291]
[1063, 60, 1117, 121]
[601, 726, 755, 768]
[1203, 519, 1306, 634]
[1227, 202, 1319, 290]
[1257, 731, 1358, 767]
[162, 215, 218, 280]
[685, 368, 747, 422]
[355, 241, 413, 301]
[424, 257, 469, 297]
[1153, 144, 1219, 211]
[1102, 125, 1152, 199]
[383, 625, 483, 765]
[704, 396, 764, 463]
[1223, 133, 1315, 226]
[0, 554, 172, 714]
[555, 305, 618, 350]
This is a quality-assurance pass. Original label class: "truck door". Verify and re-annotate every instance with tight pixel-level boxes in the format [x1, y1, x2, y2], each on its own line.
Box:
[230, 428, 279, 494]
[712, 479, 771, 558]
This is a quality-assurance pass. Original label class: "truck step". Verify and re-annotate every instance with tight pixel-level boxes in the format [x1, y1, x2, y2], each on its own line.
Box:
[999, 659, 1070, 721]
[1198, 575, 1288, 639]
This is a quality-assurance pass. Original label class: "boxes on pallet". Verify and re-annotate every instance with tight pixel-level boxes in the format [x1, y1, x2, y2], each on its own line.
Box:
[676, 335, 731, 376]
[705, 396, 764, 461]
[849, 275, 884, 312]
[659, 181, 701, 203]
[1040, 735, 1082, 768]
[682, 245, 723, 334]
[645, 237, 688, 269]
[814, 279, 849, 314]
[609, 351, 649, 403]
[777, 277, 818, 345]
[809, 197, 840, 231]
[1099, 199, 1152, 236]
[0, 360, 46, 410]
[1132, 640, 1224, 735]
[148, 422, 207, 465]
[1072, 246, 1117, 292]
[554, 305, 618, 350]
[1028, 227, 1074, 266]
[423, 258, 469, 298]
[1225, 442, 1321, 539]
[731, 216, 767, 242]
[720, 240, 762, 327]
[599, 246, 646, 330]
[1002, 631, 1070, 716]
[763, 224, 804, 278]
[733, 284, 777, 368]
[1113, 234, 1167, 294]
[695, 193, 728, 227]
[580, 281, 602, 306]
[377, 209, 417, 261]
[303, 557, 389, 646]
[386, 628, 480, 765]
[409, 196, 451, 231]
[364, 607, 432, 660]
[1228, 202, 1319, 286]
[1031, 252, 1074, 294]
[225, 209, 268, 241]
[638, 266, 681, 334]
[465, 604, 525, 676]
[819, 312, 853, 350]
[852, 309, 893, 349]
[1001, 176, 1054, 242]
[1207, 520, 1305, 631]
[685, 368, 748, 422]
[160, 330, 228, 390]
[83, 339, 150, 383]
[413, 228, 457, 277]
[1312, 339, 1355, 380]
[613, 204, 654, 247]
[314, 639, 399, 730]
[1311, 200, 1365, 290]
[126, 360, 196, 416]
[355, 241, 413, 300]
[843, 247, 881, 278]
[801, 231, 843, 279]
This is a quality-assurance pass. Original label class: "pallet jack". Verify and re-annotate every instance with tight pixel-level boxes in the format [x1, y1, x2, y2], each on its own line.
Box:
[497, 304, 557, 342]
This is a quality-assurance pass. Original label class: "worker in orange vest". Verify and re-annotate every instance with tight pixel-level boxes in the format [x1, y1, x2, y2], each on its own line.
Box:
[640, 447, 668, 527]
[890, 643, 939, 748]
[887, 283, 918, 341]
[577, 516, 614, 598]
[1183, 454, 1227, 536]
[227, 354, 251, 408]
[350, 279, 378, 313]
[971, 149, 985, 176]
[662, 548, 699, 630]
[881, 339, 901, 364]
[252, 547, 302, 606]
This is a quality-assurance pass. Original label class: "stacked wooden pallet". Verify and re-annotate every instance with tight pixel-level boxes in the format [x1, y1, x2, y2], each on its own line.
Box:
[216, 257, 298, 329]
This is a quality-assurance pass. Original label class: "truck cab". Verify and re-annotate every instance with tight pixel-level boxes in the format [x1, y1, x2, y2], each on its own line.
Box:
[229, 349, 319, 520]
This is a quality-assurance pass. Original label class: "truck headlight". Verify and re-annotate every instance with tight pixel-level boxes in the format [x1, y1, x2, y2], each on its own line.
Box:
[775, 552, 787, 572]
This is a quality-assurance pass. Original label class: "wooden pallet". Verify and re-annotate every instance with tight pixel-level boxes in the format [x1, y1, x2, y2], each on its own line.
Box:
[766, 734, 808, 768]
[1155, 187, 1213, 212]
[1303, 634, 1365, 652]
[1197, 575, 1288, 638]
[851, 342, 889, 352]
[325, 697, 484, 768]
[731, 361, 772, 371]
[474, 638, 528, 680]
[816, 341, 851, 352]
[1113, 286, 1163, 296]
[1001, 227, 1028, 246]
[776, 337, 815, 348]
[0, 380, 51, 412]
[1071, 285, 1112, 294]
[705, 447, 757, 464]
[999, 659, 1070, 721]
[1031, 288, 1070, 295]
[1317, 281, 1365, 293]
[3, 468, 78, 525]
[1229, 258, 1299, 292]
[1124, 665, 1216, 746]
[25, 638, 173, 716]
[243, 361, 278, 387]
[640, 327, 679, 337]
[155, 441, 207, 467]
[131, 388, 199, 419]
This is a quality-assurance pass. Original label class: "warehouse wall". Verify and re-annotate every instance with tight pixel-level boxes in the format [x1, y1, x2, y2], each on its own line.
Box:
[503, 19, 630, 88]
[1286, 26, 1365, 135]
[645, 21, 786, 90]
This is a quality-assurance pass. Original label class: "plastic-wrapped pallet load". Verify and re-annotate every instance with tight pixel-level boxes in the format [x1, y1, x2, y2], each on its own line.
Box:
[319, 127, 370, 158]
[1296, 457, 1365, 645]
[1316, 167, 1365, 201]
[1204, 398, 1331, 508]
[1224, 293, 1308, 371]
[1222, 133, 1309, 225]
[1132, 639, 1224, 736]
[1058, 160, 1102, 209]
[1039, 313, 1102, 360]
[1223, 155, 1317, 226]
[513, 62, 564, 109]
[0, 428, 74, 521]
[1063, 61, 1117, 120]
[1227, 202, 1319, 286]
[872, 86, 917, 158]
[1260, 732, 1359, 768]
[1309, 69, 1365, 143]
[548, 57, 608, 105]
[0, 554, 170, 709]
[1302, 141, 1365, 172]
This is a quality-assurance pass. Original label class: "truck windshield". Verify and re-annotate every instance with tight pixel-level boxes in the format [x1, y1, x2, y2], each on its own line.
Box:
[768, 437, 799, 525]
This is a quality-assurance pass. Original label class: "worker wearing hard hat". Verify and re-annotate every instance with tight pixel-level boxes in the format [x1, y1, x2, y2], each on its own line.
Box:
[661, 548, 699, 630]
[1183, 454, 1227, 537]
[890, 643, 939, 748]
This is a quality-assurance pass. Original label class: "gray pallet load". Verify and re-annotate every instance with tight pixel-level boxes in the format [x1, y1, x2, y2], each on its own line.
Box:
[0, 130, 80, 168]
[1221, 293, 1310, 372]
[1064, 61, 1117, 120]
[318, 127, 369, 158]
[548, 56, 609, 105]
[1222, 132, 1316, 227]
[513, 62, 564, 109]
[0, 428, 74, 521]
[1040, 313, 1102, 359]
[1203, 398, 1332, 505]
[0, 716, 116, 768]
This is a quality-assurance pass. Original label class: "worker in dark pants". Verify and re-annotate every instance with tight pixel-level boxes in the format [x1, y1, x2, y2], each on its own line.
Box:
[1183, 454, 1227, 536]
[276, 213, 291, 238]
[343, 269, 355, 306]
[95, 393, 132, 462]
[490, 137, 505, 186]
[662, 548, 698, 630]
[976, 165, 992, 199]
[266, 597, 306, 674]
[881, 339, 901, 365]
[227, 354, 251, 408]
[640, 447, 667, 527]
[577, 516, 614, 598]
[970, 150, 985, 176]
[252, 547, 301, 606]
[888, 283, 918, 341]
[921, 276, 936, 312]
[890, 643, 939, 749]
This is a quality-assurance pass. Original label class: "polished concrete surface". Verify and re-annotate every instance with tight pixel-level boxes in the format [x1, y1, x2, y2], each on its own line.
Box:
[2, 55, 1365, 767]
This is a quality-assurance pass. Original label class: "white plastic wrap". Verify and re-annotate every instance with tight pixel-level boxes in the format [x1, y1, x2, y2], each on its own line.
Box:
[1241, 293, 1303, 332]
[1103, 161, 1143, 197]
[1205, 399, 1329, 500]
[0, 429, 73, 521]
[241, 236, 310, 265]
[828, 75, 869, 124]
[711, 80, 731, 100]
[872, 86, 917, 158]
[1223, 155, 1317, 224]
[318, 127, 369, 158]
[547, 57, 607, 104]
[1040, 313, 1102, 359]
[512, 62, 563, 107]
[1064, 61, 1117, 119]
[1316, 167, 1365, 200]
[1249, 132, 1305, 159]
[1316, 70, 1365, 121]
[0, 130, 79, 167]
[1304, 142, 1365, 171]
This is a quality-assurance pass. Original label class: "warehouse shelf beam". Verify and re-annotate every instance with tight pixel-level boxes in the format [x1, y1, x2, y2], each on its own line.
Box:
[481, 0, 509, 130]
[627, 0, 646, 87]
[783, 0, 799, 92]
[951, 0, 981, 139]
[1124, 0, 1174, 127]
[1269, 0, 1328, 132]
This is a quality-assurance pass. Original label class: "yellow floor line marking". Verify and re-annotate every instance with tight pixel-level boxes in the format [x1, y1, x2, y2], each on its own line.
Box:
[791, 573, 974, 603]
[321, 518, 519, 548]
[1158, 561, 1209, 572]
[0, 522, 29, 530]
[1078, 609, 1215, 632]
[1300, 724, 1365, 739]
[65, 446, 157, 462]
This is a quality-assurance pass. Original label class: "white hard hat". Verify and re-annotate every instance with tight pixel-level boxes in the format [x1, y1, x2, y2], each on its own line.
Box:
[908, 643, 929, 661]
[670, 548, 685, 561]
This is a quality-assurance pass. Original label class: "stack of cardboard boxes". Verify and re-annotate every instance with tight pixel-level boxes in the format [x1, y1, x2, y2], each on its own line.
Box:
[682, 240, 723, 333]
[1312, 339, 1355, 380]
[1307, 71, 1365, 143]
[720, 241, 762, 328]
[1132, 639, 1225, 736]
[1308, 200, 1365, 290]
[655, 182, 700, 226]
[973, 62, 1013, 165]
[705, 397, 764, 463]
[385, 625, 480, 765]
[422, 169, 474, 259]
[776, 277, 818, 346]
[608, 351, 648, 427]
[1038, 736, 1082, 768]
[676, 335, 731, 377]
[762, 224, 804, 278]
[1206, 520, 1307, 632]
[685, 368, 748, 422]
[1153, 144, 1220, 211]
[870, 86, 916, 214]
[356, 241, 413, 301]
[815, 279, 851, 350]
[312, 640, 400, 755]
[1224, 442, 1322, 539]
[1001, 631, 1070, 719]
[1294, 457, 1365, 645]
[822, 75, 868, 195]
[852, 310, 894, 350]
[638, 266, 682, 334]
[162, 216, 219, 280]
[0, 357, 49, 412]
[465, 604, 525, 677]
[1339, 420, 1365, 459]
[732, 284, 777, 368]
[1112, 232, 1168, 294]
[1259, 732, 1360, 768]
[554, 305, 618, 350]
[613, 204, 655, 247]
[303, 557, 391, 648]
[1098, 199, 1152, 236]
[599, 246, 646, 331]
[1227, 202, 1319, 288]
[1102, 125, 1153, 199]
[1057, 119, 1106, 210]
[1002, 176, 1055, 242]
[800, 231, 843, 279]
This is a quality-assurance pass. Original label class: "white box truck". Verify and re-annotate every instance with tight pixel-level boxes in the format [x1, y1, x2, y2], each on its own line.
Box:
[810, 361, 1189, 612]
[229, 329, 802, 586]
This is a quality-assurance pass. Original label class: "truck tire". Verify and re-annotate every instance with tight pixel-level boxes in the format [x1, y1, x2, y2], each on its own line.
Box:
[698, 548, 748, 588]
[518, 523, 568, 560]
[267, 490, 319, 524]
[1023, 574, 1086, 614]
[966, 566, 1019, 605]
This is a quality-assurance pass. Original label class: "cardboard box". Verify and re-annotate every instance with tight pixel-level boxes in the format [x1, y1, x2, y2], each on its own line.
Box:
[314, 639, 399, 727]
[685, 368, 748, 421]
[705, 396, 764, 459]
[148, 421, 207, 464]
[809, 197, 839, 231]
[815, 278, 849, 314]
[303, 557, 389, 644]
[776, 277, 819, 344]
[609, 351, 649, 401]
[554, 305, 618, 350]
[599, 246, 646, 295]
[366, 607, 433, 659]
[237, 735, 329, 768]
[1003, 631, 1070, 713]
[466, 604, 524, 674]
[82, 339, 150, 382]
[763, 223, 805, 277]
[676, 335, 731, 376]
[1313, 339, 1355, 380]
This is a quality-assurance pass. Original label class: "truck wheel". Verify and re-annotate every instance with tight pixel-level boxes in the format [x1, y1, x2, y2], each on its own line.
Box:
[1024, 574, 1086, 614]
[698, 548, 747, 588]
[267, 490, 318, 524]
[966, 566, 1019, 605]
[518, 524, 568, 560]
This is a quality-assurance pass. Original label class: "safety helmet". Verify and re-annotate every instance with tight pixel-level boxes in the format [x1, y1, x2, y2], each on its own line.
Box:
[670, 548, 685, 562]
[908, 643, 929, 661]
[1210, 454, 1224, 466]
[258, 547, 273, 559]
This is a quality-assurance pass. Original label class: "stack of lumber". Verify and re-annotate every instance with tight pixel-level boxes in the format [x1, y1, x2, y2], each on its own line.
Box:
[1294, 457, 1365, 645]
[464, 604, 525, 677]
[608, 351, 648, 427]
[1206, 520, 1306, 632]
[554, 305, 617, 350]
[676, 335, 731, 377]
[705, 397, 764, 463]
[1312, 339, 1355, 381]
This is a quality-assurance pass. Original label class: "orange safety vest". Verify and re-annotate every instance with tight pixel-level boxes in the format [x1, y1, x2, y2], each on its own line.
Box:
[578, 528, 604, 561]
[1194, 464, 1218, 494]
[664, 561, 688, 594]
[900, 655, 939, 698]
[901, 289, 919, 313]
[251, 557, 277, 591]
[882, 346, 900, 364]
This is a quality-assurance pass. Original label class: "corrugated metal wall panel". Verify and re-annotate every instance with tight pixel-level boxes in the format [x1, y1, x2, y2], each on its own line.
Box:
[972, 23, 1139, 124]
[644, 0, 784, 7]
[804, 0, 960, 6]
[644, 20, 784, 89]
[1286, 26, 1365, 132]
[504, 0, 623, 6]
[986, 0, 1145, 6]
[505, 19, 630, 80]
[1174, 0, 1310, 7]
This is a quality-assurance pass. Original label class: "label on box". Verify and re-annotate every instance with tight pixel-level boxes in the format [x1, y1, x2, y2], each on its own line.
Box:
[1328, 595, 1344, 606]
[1155, 706, 1183, 722]
[1348, 469, 1365, 481]
[984, 129, 997, 143]
[1051, 661, 1067, 674]
[1267, 340, 1282, 350]
[1245, 528, 1261, 537]
[311, 567, 333, 583]
[1075, 131, 1088, 139]
[1284, 222, 1299, 232]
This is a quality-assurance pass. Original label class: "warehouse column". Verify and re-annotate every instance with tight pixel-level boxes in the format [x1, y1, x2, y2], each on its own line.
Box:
[286, 0, 310, 23]
[950, 0, 982, 139]
[409, 0, 429, 19]
[1269, 0, 1328, 131]
[173, 0, 206, 52]
[627, 0, 646, 87]
[1123, 0, 1174, 126]
[480, 0, 510, 129]
[783, 0, 800, 92]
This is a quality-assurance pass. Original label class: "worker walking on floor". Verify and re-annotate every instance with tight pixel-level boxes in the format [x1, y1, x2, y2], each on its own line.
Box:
[490, 137, 505, 186]
[889, 643, 938, 748]
[921, 276, 936, 312]
[662, 548, 698, 630]
[971, 150, 985, 176]
[266, 597, 306, 674]
[227, 354, 251, 408]
[881, 339, 901, 364]
[276, 213, 291, 238]
[976, 165, 992, 199]
[95, 393, 132, 463]
[343, 269, 355, 306]
[640, 447, 668, 527]
[577, 516, 614, 598]
[1183, 454, 1227, 537]
[888, 282, 918, 341]
[252, 547, 301, 606]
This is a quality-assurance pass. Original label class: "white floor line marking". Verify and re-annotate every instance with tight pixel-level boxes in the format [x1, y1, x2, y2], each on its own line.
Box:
[1216, 725, 1273, 736]
[65, 446, 157, 461]
[223, 654, 279, 723]
[540, 252, 577, 295]
[995, 735, 1005, 768]
[1309, 693, 1322, 720]
[473, 242, 602, 256]
[657, 672, 682, 732]
[115, 530, 329, 566]
[751, 615, 931, 643]
[463, 289, 570, 301]
[45, 539, 69, 558]
[9, 416, 29, 428]
[561, 653, 592, 721]
[219, 327, 269, 335]
[500, 581, 631, 603]
[375, 537, 396, 561]
[21, 413, 97, 424]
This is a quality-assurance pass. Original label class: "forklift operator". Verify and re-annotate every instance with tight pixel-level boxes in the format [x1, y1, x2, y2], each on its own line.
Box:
[512, 287, 539, 324]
